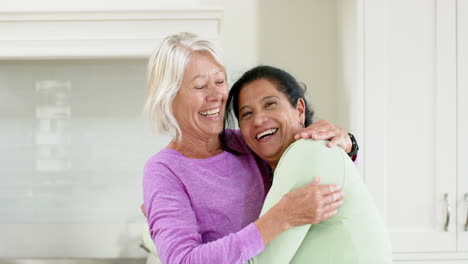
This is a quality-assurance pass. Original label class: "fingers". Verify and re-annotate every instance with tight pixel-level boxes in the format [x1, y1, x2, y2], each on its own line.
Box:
[322, 209, 339, 221]
[318, 183, 342, 196]
[294, 119, 334, 140]
[294, 128, 313, 140]
[319, 194, 345, 222]
[319, 183, 345, 208]
[311, 176, 321, 185]
[322, 191, 345, 207]
[140, 203, 147, 218]
[322, 128, 352, 152]
[282, 180, 345, 226]
[323, 202, 341, 215]
[343, 134, 353, 153]
[311, 130, 340, 140]
[326, 137, 339, 148]
[315, 183, 345, 223]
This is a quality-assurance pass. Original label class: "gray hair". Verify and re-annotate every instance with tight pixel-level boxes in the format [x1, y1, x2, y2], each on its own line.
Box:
[145, 32, 225, 138]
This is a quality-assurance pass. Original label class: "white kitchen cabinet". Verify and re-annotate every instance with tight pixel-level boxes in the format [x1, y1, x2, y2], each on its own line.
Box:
[458, 0, 468, 253]
[351, 0, 468, 261]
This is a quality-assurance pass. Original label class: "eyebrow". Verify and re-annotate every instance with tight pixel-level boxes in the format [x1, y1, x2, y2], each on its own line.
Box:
[190, 70, 224, 82]
[238, 95, 279, 113]
[261, 95, 279, 101]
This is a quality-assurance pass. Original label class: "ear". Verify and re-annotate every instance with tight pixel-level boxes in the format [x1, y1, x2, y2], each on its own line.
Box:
[296, 98, 306, 125]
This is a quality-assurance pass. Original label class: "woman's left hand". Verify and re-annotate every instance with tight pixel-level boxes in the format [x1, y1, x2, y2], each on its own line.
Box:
[140, 203, 147, 218]
[294, 119, 352, 153]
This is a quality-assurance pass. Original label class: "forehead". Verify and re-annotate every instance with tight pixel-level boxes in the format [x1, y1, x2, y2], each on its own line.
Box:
[183, 52, 224, 79]
[239, 79, 283, 102]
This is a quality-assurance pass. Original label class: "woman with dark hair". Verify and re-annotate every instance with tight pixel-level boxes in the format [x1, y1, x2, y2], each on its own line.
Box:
[226, 65, 392, 263]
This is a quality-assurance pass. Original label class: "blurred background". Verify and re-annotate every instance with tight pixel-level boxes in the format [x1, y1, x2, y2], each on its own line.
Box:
[0, 0, 467, 263]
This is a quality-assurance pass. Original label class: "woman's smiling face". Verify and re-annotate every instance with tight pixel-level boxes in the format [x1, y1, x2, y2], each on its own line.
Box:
[172, 51, 228, 139]
[237, 78, 305, 169]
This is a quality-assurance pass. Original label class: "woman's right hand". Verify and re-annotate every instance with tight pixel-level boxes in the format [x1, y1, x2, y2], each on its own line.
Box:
[255, 177, 345, 245]
[280, 176, 344, 228]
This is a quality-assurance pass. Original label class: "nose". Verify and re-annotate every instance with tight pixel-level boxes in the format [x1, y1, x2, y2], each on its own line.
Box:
[252, 111, 268, 127]
[206, 81, 226, 102]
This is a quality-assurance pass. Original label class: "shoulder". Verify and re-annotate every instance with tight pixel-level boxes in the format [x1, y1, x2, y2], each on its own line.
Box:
[280, 139, 333, 161]
[275, 139, 352, 186]
[265, 140, 340, 196]
[143, 150, 191, 198]
[276, 139, 347, 172]
[144, 149, 179, 172]
[287, 138, 328, 151]
[143, 149, 185, 184]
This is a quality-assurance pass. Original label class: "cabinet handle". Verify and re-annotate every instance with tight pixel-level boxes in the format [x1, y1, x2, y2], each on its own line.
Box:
[444, 193, 450, 232]
[465, 193, 468, 232]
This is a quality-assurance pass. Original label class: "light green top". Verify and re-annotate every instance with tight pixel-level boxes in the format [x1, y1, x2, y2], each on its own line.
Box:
[249, 139, 392, 264]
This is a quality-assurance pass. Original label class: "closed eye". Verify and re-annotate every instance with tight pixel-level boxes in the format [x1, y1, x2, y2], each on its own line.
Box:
[265, 101, 276, 108]
[241, 111, 252, 119]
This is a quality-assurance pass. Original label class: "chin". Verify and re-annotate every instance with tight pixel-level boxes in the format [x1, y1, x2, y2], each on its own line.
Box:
[256, 150, 275, 161]
[205, 127, 224, 136]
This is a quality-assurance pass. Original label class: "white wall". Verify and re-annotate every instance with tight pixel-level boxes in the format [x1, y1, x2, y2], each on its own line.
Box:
[257, 0, 346, 128]
[337, 0, 362, 136]
[218, 0, 258, 83]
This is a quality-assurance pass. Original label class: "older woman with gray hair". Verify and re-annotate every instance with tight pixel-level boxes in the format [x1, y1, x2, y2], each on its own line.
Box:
[142, 32, 354, 263]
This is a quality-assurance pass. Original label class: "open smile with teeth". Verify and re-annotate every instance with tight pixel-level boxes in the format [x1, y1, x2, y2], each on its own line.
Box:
[199, 108, 220, 117]
[256, 128, 278, 140]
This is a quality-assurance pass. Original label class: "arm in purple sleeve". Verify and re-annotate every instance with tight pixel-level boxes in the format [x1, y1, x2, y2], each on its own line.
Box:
[143, 163, 264, 264]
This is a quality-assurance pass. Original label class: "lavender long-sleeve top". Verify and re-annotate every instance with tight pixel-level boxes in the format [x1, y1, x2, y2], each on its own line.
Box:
[143, 130, 269, 263]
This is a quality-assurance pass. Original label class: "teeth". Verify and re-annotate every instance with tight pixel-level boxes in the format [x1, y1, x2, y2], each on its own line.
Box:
[256, 128, 278, 139]
[199, 108, 220, 116]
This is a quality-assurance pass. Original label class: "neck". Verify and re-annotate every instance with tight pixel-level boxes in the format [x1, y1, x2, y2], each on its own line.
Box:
[268, 160, 279, 172]
[167, 132, 223, 159]
[268, 136, 297, 172]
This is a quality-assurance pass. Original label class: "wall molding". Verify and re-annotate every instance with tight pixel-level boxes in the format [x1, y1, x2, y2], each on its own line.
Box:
[0, 9, 223, 59]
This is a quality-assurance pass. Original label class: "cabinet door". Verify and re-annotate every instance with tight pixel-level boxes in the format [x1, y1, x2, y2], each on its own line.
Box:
[458, 0, 468, 252]
[362, 0, 458, 253]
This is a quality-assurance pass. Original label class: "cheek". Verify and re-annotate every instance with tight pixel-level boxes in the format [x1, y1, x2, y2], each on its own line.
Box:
[282, 115, 300, 134]
[239, 123, 250, 140]
[171, 97, 183, 116]
[221, 86, 228, 99]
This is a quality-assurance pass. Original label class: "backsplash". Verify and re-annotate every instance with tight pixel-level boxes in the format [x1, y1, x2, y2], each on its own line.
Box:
[0, 59, 171, 257]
